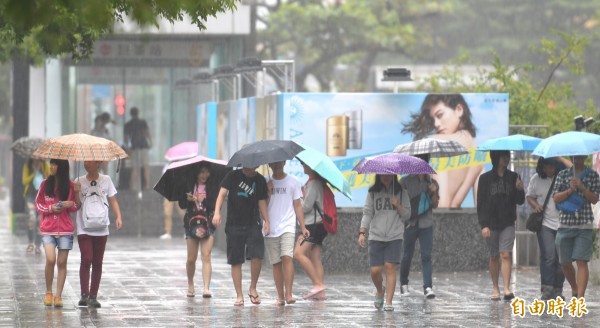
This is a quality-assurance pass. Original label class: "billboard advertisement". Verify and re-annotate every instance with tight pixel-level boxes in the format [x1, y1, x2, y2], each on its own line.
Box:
[278, 93, 509, 208]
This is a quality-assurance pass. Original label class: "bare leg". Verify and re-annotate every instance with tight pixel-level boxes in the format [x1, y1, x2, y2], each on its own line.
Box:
[272, 262, 284, 301]
[249, 258, 262, 295]
[370, 266, 384, 295]
[489, 255, 500, 296]
[44, 244, 57, 292]
[163, 199, 173, 235]
[55, 249, 70, 297]
[308, 245, 325, 288]
[231, 264, 243, 303]
[500, 252, 512, 295]
[142, 164, 150, 190]
[576, 260, 589, 298]
[293, 237, 322, 287]
[384, 262, 397, 304]
[282, 256, 295, 301]
[186, 238, 200, 293]
[200, 236, 214, 294]
[562, 263, 578, 296]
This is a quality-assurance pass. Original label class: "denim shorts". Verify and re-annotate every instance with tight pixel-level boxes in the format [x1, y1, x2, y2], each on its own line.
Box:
[368, 239, 403, 267]
[41, 235, 74, 250]
[555, 228, 593, 263]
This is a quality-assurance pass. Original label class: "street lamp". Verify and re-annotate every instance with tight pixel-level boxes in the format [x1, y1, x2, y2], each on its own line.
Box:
[381, 67, 412, 93]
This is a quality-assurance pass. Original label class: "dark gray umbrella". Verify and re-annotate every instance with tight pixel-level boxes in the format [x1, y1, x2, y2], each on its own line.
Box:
[227, 140, 304, 167]
[10, 136, 46, 158]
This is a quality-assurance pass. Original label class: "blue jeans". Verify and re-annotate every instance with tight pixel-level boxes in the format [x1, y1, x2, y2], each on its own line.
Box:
[400, 225, 433, 290]
[536, 226, 564, 288]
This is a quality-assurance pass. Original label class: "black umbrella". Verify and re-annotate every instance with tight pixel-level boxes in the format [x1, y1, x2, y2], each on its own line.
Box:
[227, 140, 304, 167]
[154, 156, 230, 201]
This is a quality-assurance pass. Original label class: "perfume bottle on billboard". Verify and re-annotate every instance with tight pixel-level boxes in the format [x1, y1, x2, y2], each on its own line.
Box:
[326, 115, 348, 157]
[345, 110, 362, 149]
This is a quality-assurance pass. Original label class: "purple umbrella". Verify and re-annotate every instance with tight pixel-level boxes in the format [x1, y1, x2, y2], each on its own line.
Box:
[352, 152, 436, 175]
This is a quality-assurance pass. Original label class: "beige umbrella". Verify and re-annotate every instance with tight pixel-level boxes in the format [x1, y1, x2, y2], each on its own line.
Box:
[32, 133, 128, 161]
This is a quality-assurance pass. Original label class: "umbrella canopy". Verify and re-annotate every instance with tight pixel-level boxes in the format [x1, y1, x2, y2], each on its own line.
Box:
[164, 141, 199, 162]
[353, 152, 436, 175]
[227, 140, 304, 168]
[10, 136, 46, 158]
[154, 155, 229, 201]
[296, 145, 352, 200]
[32, 133, 128, 161]
[393, 138, 469, 157]
[477, 134, 542, 151]
[532, 131, 600, 158]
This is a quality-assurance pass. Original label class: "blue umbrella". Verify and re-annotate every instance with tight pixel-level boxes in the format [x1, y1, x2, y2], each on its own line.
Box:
[476, 134, 542, 151]
[296, 145, 352, 200]
[532, 131, 600, 157]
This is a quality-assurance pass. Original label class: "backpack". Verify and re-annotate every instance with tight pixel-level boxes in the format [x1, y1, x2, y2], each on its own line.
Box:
[311, 180, 338, 235]
[81, 180, 110, 231]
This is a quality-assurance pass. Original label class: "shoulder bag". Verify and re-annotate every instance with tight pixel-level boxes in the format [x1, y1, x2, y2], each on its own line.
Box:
[526, 175, 556, 233]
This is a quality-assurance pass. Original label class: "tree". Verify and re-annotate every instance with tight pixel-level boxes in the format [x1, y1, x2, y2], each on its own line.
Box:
[257, 0, 457, 91]
[417, 31, 596, 135]
[0, 0, 239, 62]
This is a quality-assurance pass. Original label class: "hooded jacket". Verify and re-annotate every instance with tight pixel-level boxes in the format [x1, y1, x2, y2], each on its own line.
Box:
[477, 168, 525, 230]
[35, 180, 78, 236]
[360, 188, 411, 242]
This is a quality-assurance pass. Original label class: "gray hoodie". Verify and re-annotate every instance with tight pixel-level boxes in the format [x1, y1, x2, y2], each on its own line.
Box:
[360, 188, 411, 242]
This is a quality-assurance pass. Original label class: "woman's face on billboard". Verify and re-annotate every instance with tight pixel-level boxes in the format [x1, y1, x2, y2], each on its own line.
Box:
[429, 101, 463, 135]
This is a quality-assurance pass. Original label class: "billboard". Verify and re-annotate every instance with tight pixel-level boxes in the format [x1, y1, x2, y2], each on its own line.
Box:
[278, 93, 509, 208]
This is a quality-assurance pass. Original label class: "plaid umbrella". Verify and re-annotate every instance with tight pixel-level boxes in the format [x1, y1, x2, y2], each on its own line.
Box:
[393, 138, 469, 158]
[10, 136, 46, 158]
[32, 133, 128, 161]
[353, 152, 436, 175]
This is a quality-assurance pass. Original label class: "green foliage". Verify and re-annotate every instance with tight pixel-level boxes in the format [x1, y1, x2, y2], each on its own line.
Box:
[0, 0, 239, 63]
[417, 31, 596, 135]
[258, 0, 457, 91]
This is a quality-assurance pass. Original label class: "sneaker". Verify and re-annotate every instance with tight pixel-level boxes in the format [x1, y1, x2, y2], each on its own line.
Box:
[400, 285, 410, 296]
[424, 287, 435, 299]
[383, 303, 394, 312]
[44, 292, 53, 306]
[78, 294, 89, 307]
[87, 296, 101, 308]
[159, 233, 172, 240]
[53, 296, 63, 308]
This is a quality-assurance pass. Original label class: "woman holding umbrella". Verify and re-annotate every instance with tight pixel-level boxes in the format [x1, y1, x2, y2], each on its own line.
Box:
[358, 174, 410, 311]
[294, 163, 329, 300]
[35, 159, 80, 308]
[22, 158, 50, 254]
[179, 163, 217, 298]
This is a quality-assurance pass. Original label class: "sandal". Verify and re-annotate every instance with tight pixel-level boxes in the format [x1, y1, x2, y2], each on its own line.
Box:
[234, 299, 244, 307]
[374, 287, 385, 309]
[202, 291, 212, 298]
[186, 290, 195, 298]
[503, 293, 515, 301]
[35, 247, 42, 255]
[303, 286, 326, 300]
[248, 292, 261, 305]
[26, 244, 34, 253]
[285, 297, 296, 304]
[275, 299, 285, 306]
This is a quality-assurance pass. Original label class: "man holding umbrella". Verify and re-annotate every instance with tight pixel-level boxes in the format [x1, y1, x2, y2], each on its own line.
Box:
[552, 155, 600, 299]
[212, 166, 270, 306]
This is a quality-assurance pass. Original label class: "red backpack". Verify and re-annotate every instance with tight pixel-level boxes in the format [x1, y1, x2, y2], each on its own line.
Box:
[309, 179, 338, 235]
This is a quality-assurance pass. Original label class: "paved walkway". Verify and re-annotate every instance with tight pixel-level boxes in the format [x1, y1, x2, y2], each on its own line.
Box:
[1, 213, 599, 327]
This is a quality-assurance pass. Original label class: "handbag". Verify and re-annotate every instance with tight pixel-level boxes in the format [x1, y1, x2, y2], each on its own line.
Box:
[526, 175, 556, 233]
[188, 214, 210, 239]
[555, 169, 591, 214]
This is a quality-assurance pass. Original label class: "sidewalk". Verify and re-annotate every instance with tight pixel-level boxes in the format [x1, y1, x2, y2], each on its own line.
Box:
[1, 216, 599, 327]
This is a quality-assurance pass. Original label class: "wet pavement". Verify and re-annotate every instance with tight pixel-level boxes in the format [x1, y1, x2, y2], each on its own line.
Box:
[1, 214, 599, 327]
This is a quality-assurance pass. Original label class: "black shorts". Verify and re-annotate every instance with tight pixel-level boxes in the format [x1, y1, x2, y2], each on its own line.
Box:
[225, 224, 265, 265]
[304, 223, 328, 246]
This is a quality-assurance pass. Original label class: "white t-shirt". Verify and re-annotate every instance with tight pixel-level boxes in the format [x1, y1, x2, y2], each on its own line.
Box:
[526, 173, 560, 230]
[76, 174, 117, 236]
[265, 174, 303, 237]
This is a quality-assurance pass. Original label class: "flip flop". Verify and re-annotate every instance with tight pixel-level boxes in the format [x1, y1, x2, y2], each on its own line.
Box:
[275, 299, 285, 306]
[202, 292, 212, 298]
[490, 294, 501, 301]
[187, 290, 195, 298]
[234, 299, 244, 306]
[303, 287, 326, 300]
[503, 293, 515, 301]
[285, 297, 296, 304]
[374, 287, 385, 309]
[248, 293, 261, 305]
